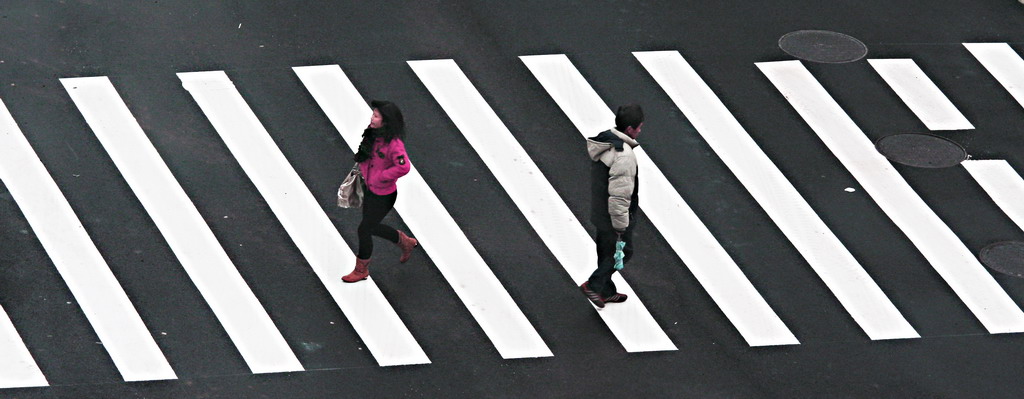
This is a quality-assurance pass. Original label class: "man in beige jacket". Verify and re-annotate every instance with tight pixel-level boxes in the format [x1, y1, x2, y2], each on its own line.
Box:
[580, 105, 643, 308]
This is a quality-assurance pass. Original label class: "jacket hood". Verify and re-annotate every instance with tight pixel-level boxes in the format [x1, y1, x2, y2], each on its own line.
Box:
[586, 128, 639, 161]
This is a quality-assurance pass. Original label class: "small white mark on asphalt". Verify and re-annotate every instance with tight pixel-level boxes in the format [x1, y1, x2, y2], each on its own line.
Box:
[844, 187, 856, 192]
[238, 23, 242, 29]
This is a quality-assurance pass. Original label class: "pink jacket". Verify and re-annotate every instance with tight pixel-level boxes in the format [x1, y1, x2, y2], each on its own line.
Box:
[359, 137, 411, 195]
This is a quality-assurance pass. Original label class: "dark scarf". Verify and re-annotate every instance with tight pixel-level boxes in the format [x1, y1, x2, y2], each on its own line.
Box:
[590, 130, 625, 151]
[354, 127, 386, 162]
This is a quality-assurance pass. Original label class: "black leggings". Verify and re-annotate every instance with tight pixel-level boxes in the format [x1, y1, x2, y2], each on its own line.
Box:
[357, 186, 399, 259]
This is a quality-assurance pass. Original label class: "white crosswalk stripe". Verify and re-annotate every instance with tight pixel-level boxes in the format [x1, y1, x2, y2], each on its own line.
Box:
[0, 302, 46, 388]
[965, 43, 1024, 112]
[294, 65, 553, 359]
[63, 76, 303, 374]
[0, 95, 175, 383]
[757, 60, 1024, 334]
[177, 71, 429, 367]
[408, 58, 677, 352]
[868, 58, 974, 130]
[5, 48, 1024, 388]
[636, 50, 918, 340]
[963, 160, 1024, 232]
[521, 54, 799, 347]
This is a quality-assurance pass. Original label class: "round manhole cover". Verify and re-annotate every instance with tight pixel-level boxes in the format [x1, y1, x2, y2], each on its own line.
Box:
[778, 30, 868, 63]
[875, 133, 967, 168]
[980, 241, 1024, 278]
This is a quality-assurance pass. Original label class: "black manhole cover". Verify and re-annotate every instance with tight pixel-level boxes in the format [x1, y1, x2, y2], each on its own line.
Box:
[779, 30, 868, 63]
[980, 241, 1024, 278]
[875, 133, 967, 168]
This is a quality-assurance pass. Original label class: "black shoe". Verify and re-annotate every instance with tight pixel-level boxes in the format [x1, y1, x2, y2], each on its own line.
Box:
[580, 282, 605, 308]
[603, 293, 628, 303]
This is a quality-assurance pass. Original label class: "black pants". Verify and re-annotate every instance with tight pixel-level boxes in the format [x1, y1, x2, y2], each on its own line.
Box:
[587, 227, 634, 298]
[357, 186, 399, 259]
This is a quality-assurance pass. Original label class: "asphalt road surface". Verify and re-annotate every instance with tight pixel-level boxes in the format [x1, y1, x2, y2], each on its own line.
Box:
[2, 1, 1024, 397]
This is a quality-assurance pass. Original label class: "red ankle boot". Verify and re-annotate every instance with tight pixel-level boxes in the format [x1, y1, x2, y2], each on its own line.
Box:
[397, 231, 418, 263]
[342, 257, 371, 283]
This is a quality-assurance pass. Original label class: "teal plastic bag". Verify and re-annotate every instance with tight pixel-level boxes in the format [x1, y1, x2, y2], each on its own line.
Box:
[613, 240, 626, 270]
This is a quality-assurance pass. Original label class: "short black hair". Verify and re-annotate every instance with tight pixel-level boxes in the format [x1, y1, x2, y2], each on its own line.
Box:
[615, 104, 644, 131]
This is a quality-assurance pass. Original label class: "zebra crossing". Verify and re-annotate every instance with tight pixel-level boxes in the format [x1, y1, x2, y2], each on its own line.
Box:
[2, 43, 1024, 389]
[521, 53, 800, 346]
[758, 60, 1024, 334]
[179, 70, 430, 368]
[634, 51, 917, 341]
[408, 59, 676, 352]
[0, 96, 175, 386]
[65, 76, 304, 375]
[292, 66, 553, 360]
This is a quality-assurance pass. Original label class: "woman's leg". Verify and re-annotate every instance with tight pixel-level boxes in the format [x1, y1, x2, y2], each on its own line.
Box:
[357, 189, 399, 259]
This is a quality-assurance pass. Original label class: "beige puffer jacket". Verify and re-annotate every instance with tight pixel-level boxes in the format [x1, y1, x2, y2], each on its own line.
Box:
[586, 128, 639, 231]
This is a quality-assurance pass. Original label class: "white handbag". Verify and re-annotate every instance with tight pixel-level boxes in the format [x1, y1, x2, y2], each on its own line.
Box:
[337, 164, 364, 208]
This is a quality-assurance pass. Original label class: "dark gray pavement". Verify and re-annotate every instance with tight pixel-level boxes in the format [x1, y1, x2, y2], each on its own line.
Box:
[2, 1, 1024, 397]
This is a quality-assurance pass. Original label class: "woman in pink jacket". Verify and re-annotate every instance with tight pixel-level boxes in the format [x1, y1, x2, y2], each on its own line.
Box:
[342, 100, 418, 283]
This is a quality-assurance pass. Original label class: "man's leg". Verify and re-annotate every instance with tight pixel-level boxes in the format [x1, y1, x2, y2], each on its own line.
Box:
[588, 229, 619, 298]
[601, 226, 633, 303]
